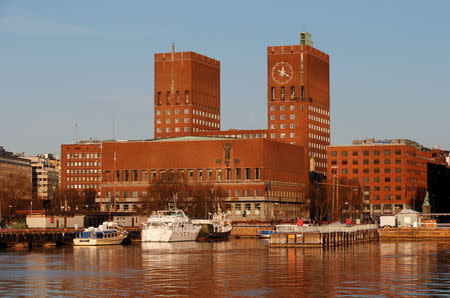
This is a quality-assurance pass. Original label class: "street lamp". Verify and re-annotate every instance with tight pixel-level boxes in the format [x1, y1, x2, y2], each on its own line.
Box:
[9, 205, 12, 220]
[30, 201, 33, 212]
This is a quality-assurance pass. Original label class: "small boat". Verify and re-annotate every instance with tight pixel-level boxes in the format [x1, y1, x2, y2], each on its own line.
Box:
[193, 213, 233, 239]
[73, 222, 128, 246]
[259, 230, 275, 239]
[141, 206, 201, 242]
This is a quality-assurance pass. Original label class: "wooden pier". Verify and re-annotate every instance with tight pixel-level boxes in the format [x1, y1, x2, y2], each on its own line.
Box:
[269, 224, 379, 248]
[0, 227, 142, 249]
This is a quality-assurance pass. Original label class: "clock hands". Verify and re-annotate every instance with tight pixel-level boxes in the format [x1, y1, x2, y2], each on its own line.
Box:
[278, 67, 291, 78]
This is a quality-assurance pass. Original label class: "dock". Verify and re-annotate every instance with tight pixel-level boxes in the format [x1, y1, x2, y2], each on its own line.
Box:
[269, 224, 379, 248]
[378, 227, 450, 240]
[0, 227, 142, 248]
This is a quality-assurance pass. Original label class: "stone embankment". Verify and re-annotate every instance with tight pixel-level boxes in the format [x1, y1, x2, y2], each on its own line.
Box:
[378, 227, 450, 240]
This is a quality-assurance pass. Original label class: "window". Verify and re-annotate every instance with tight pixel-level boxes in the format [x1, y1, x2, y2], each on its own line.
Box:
[395, 159, 401, 164]
[385, 186, 391, 191]
[290, 105, 295, 110]
[395, 150, 401, 155]
[352, 151, 358, 156]
[342, 151, 348, 156]
[395, 177, 401, 182]
[280, 133, 286, 138]
[363, 159, 369, 165]
[207, 169, 213, 180]
[270, 115, 276, 120]
[374, 159, 380, 165]
[331, 151, 337, 156]
[290, 123, 295, 129]
[395, 168, 401, 173]
[280, 124, 285, 129]
[374, 195, 380, 200]
[280, 105, 286, 111]
[184, 109, 189, 114]
[281, 87, 285, 100]
[270, 106, 276, 111]
[384, 150, 391, 155]
[235, 168, 241, 180]
[290, 114, 295, 120]
[301, 86, 304, 99]
[255, 168, 260, 180]
[184, 118, 189, 123]
[132, 170, 138, 181]
[175, 127, 180, 132]
[142, 170, 147, 181]
[352, 159, 358, 165]
[280, 114, 286, 120]
[271, 133, 276, 138]
[216, 169, 222, 180]
[363, 168, 369, 174]
[352, 169, 358, 174]
[234, 190, 241, 197]
[374, 177, 380, 182]
[363, 151, 369, 156]
[270, 124, 276, 129]
[374, 150, 380, 156]
[385, 168, 391, 173]
[385, 177, 391, 182]
[184, 127, 189, 132]
[395, 186, 401, 191]
[271, 87, 275, 100]
[188, 169, 194, 181]
[245, 190, 251, 197]
[342, 169, 348, 174]
[385, 159, 391, 164]
[290, 86, 295, 99]
[290, 133, 295, 138]
[116, 170, 120, 182]
[374, 186, 380, 191]
[385, 195, 391, 200]
[185, 91, 190, 104]
[342, 160, 348, 165]
[245, 168, 251, 179]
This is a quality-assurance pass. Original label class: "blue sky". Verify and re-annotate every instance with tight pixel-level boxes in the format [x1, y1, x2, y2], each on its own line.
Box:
[1, 0, 449, 155]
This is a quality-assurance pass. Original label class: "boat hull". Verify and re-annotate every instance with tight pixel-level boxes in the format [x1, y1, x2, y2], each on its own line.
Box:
[73, 234, 127, 246]
[141, 226, 201, 242]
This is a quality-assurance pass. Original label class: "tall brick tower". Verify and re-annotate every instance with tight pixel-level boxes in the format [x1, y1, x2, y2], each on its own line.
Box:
[267, 33, 330, 175]
[154, 44, 221, 139]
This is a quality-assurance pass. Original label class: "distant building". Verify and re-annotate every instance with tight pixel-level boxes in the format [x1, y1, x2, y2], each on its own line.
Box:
[23, 154, 59, 201]
[327, 138, 448, 218]
[0, 146, 32, 200]
[61, 140, 102, 197]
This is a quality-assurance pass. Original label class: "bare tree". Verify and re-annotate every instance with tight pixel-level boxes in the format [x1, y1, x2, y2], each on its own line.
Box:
[0, 173, 32, 218]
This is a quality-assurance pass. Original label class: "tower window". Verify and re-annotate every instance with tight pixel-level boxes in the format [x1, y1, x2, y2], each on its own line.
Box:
[185, 91, 190, 104]
[157, 92, 161, 106]
[281, 87, 285, 100]
[271, 87, 275, 101]
[291, 86, 295, 99]
[166, 91, 171, 105]
[301, 86, 305, 99]
[175, 91, 180, 105]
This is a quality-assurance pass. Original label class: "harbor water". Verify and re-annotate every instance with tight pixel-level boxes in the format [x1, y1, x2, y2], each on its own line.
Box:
[0, 239, 449, 296]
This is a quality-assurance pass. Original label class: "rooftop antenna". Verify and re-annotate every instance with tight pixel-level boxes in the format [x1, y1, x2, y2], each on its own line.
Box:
[73, 121, 78, 143]
[171, 42, 175, 102]
[112, 112, 115, 140]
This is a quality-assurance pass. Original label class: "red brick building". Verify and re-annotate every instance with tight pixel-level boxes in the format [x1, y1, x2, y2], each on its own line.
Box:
[327, 138, 447, 217]
[97, 137, 307, 220]
[60, 33, 329, 219]
[267, 33, 330, 175]
[61, 141, 102, 195]
[154, 45, 220, 139]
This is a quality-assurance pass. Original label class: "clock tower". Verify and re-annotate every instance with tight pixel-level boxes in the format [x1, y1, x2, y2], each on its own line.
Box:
[267, 32, 330, 175]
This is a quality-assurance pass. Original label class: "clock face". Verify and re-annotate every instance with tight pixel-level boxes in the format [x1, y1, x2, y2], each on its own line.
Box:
[272, 62, 293, 84]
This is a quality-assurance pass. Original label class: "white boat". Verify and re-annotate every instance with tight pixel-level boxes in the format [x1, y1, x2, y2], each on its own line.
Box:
[73, 221, 128, 246]
[141, 207, 201, 242]
[192, 213, 233, 239]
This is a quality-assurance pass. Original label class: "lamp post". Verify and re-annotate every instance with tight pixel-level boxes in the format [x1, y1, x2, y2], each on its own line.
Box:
[30, 201, 33, 212]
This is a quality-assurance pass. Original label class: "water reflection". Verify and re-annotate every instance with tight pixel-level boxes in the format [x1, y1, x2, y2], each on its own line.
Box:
[0, 240, 449, 296]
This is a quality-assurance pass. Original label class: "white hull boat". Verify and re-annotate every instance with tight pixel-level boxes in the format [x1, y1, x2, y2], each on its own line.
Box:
[141, 207, 200, 242]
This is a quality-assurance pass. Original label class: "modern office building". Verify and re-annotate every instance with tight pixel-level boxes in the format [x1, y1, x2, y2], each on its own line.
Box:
[0, 146, 32, 200]
[23, 154, 60, 200]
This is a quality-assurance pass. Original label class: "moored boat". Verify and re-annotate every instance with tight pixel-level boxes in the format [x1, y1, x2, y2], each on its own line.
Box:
[193, 213, 233, 239]
[141, 207, 200, 242]
[73, 222, 128, 246]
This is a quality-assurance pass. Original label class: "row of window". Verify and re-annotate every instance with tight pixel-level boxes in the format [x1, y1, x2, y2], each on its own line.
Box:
[67, 184, 99, 189]
[66, 169, 100, 174]
[156, 127, 190, 133]
[270, 123, 295, 130]
[270, 132, 296, 139]
[67, 176, 99, 182]
[270, 105, 296, 111]
[309, 123, 330, 134]
[66, 153, 100, 159]
[270, 114, 296, 120]
[309, 142, 326, 151]
[332, 167, 402, 174]
[270, 86, 305, 101]
[309, 133, 329, 143]
[308, 105, 329, 117]
[156, 90, 190, 106]
[104, 168, 262, 182]
[156, 108, 220, 120]
[331, 149, 402, 157]
[66, 161, 100, 167]
[331, 158, 402, 165]
[308, 114, 330, 125]
[373, 195, 402, 201]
